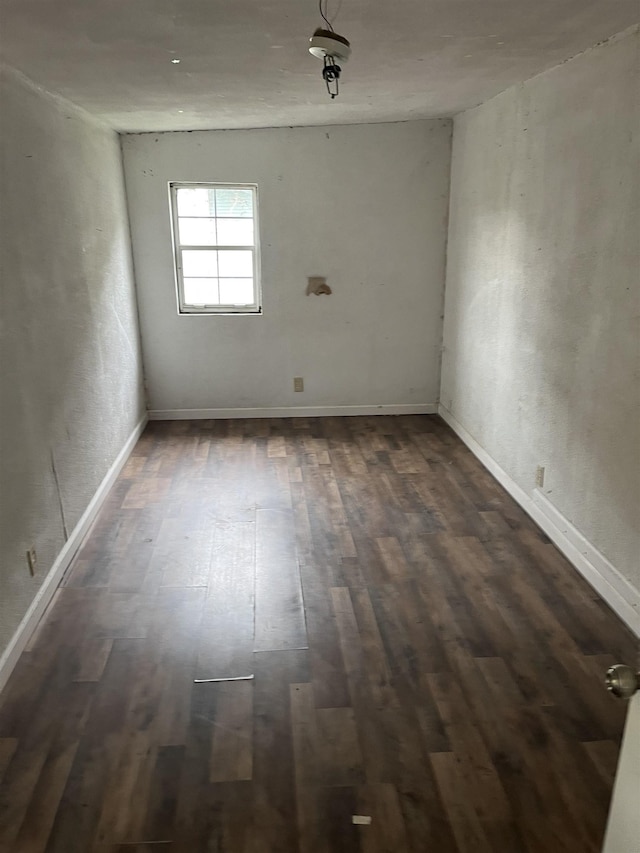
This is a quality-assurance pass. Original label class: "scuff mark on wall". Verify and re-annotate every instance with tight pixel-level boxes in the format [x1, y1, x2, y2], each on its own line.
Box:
[50, 449, 68, 541]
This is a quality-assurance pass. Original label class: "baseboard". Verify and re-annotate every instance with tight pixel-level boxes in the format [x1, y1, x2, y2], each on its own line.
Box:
[149, 404, 438, 420]
[0, 413, 149, 694]
[438, 404, 640, 637]
[530, 490, 640, 635]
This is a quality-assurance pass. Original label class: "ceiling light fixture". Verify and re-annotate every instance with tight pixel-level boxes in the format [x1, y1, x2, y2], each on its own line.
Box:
[308, 0, 351, 99]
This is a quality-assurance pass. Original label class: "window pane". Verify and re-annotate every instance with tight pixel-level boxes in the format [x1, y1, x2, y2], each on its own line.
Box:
[176, 187, 216, 217]
[218, 250, 253, 277]
[179, 218, 217, 246]
[215, 188, 253, 218]
[216, 218, 254, 246]
[183, 278, 220, 305]
[219, 278, 255, 305]
[182, 250, 218, 277]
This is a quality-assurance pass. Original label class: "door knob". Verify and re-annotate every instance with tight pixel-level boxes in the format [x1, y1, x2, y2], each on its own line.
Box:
[605, 664, 640, 699]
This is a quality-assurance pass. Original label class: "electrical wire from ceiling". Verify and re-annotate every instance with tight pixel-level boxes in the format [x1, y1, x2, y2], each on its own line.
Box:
[318, 0, 343, 34]
[311, 0, 349, 99]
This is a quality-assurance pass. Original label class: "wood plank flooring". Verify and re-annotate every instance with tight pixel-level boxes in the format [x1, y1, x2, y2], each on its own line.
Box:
[0, 415, 637, 852]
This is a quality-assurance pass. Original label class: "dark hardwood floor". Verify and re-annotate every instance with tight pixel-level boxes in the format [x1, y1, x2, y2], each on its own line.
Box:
[0, 415, 636, 852]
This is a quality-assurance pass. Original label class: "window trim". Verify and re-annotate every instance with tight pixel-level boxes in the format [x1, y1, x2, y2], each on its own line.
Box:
[169, 181, 262, 315]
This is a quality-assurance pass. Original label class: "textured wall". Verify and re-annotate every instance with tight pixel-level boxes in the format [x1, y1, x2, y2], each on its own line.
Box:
[441, 29, 640, 590]
[0, 67, 145, 656]
[122, 120, 451, 413]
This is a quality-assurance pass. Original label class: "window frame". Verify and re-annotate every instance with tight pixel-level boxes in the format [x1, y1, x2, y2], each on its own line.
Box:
[169, 181, 262, 315]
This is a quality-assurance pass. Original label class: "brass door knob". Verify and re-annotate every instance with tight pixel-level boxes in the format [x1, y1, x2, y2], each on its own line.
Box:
[605, 664, 640, 699]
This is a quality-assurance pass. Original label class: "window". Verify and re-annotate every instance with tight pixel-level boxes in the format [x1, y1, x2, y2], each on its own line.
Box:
[169, 182, 261, 314]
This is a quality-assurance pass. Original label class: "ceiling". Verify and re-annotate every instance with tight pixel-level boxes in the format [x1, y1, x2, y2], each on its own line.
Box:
[0, 0, 637, 132]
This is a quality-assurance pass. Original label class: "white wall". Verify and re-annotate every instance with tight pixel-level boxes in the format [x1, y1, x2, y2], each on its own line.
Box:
[441, 29, 639, 604]
[0, 67, 146, 659]
[122, 120, 452, 415]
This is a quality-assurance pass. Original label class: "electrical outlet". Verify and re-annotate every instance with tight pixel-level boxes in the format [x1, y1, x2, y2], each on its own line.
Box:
[294, 377, 304, 392]
[535, 466, 545, 488]
[26, 547, 37, 576]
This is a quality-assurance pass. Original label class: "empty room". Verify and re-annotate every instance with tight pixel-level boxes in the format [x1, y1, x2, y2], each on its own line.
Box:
[0, 1, 638, 851]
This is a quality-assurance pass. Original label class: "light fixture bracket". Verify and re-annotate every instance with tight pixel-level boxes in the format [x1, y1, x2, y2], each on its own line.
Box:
[309, 28, 351, 62]
[309, 28, 351, 98]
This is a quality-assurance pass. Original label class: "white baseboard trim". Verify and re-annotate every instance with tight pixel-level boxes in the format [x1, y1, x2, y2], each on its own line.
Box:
[149, 404, 438, 420]
[0, 413, 148, 695]
[438, 404, 640, 637]
[530, 490, 640, 635]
